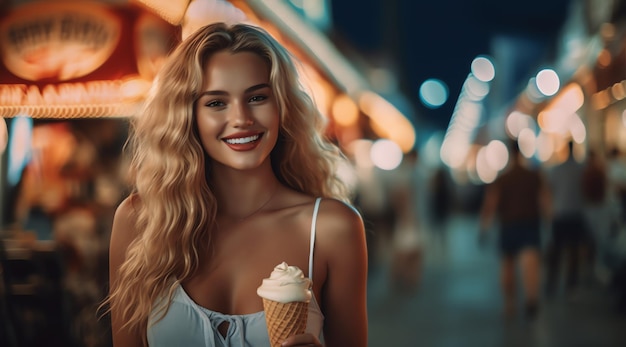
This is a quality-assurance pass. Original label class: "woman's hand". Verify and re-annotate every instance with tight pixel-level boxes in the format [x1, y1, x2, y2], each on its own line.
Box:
[280, 333, 323, 346]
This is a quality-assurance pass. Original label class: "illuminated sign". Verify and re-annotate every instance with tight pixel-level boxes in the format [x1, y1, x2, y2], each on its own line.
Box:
[0, 1, 179, 118]
[0, 1, 121, 82]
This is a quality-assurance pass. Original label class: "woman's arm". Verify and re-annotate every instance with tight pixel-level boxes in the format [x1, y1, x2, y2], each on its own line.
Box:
[108, 196, 144, 347]
[317, 199, 368, 347]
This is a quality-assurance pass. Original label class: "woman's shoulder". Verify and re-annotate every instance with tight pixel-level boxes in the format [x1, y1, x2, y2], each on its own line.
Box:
[313, 198, 367, 275]
[315, 198, 364, 238]
[114, 194, 141, 222]
[111, 194, 142, 244]
[280, 193, 363, 236]
[109, 195, 143, 272]
[317, 197, 362, 218]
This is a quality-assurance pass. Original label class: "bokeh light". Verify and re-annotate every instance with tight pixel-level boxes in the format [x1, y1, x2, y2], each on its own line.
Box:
[370, 139, 403, 170]
[465, 75, 490, 101]
[569, 113, 587, 143]
[536, 131, 554, 162]
[476, 146, 498, 183]
[536, 68, 560, 96]
[419, 78, 449, 109]
[505, 111, 535, 138]
[332, 94, 359, 126]
[484, 140, 509, 171]
[518, 128, 537, 158]
[471, 56, 495, 82]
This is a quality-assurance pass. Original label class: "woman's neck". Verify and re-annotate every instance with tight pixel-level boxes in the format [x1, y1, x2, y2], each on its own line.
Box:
[209, 162, 282, 220]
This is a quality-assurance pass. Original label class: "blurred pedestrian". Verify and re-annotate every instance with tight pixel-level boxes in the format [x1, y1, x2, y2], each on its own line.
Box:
[607, 147, 626, 229]
[604, 149, 626, 309]
[429, 166, 451, 249]
[545, 140, 592, 298]
[582, 148, 608, 279]
[389, 150, 423, 293]
[479, 141, 549, 319]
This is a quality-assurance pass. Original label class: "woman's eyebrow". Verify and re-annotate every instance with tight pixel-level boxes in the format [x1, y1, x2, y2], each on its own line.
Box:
[245, 83, 271, 93]
[197, 83, 271, 98]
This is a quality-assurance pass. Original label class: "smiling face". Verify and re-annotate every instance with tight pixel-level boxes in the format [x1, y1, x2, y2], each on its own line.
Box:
[195, 50, 280, 172]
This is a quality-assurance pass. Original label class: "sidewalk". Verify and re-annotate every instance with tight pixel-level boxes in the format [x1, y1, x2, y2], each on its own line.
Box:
[366, 214, 626, 347]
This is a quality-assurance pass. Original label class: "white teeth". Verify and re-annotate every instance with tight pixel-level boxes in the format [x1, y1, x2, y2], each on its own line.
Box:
[225, 134, 260, 144]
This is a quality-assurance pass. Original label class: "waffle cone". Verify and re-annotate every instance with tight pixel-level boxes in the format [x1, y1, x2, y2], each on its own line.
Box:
[262, 298, 309, 347]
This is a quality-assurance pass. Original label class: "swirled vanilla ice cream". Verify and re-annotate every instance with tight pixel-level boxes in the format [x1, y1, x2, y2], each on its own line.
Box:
[257, 262, 311, 347]
[257, 262, 312, 303]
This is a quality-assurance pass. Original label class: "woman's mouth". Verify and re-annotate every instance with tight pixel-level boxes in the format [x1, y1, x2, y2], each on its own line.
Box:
[222, 132, 263, 151]
[224, 134, 260, 144]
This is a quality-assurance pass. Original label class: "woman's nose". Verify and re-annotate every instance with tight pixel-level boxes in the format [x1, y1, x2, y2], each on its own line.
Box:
[230, 101, 254, 126]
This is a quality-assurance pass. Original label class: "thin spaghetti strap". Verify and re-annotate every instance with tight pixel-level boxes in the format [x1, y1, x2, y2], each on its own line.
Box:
[309, 197, 322, 282]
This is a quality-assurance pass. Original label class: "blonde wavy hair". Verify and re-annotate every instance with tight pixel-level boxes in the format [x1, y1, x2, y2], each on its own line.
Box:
[103, 22, 351, 343]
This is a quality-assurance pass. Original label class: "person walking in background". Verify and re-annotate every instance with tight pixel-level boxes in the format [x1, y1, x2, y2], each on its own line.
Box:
[428, 166, 452, 251]
[103, 23, 368, 347]
[582, 148, 608, 280]
[479, 141, 549, 320]
[604, 148, 626, 310]
[388, 150, 423, 293]
[545, 140, 592, 299]
[607, 147, 626, 226]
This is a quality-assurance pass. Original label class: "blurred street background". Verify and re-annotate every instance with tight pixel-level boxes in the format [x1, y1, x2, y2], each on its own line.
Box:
[367, 213, 626, 347]
[2, 0, 626, 346]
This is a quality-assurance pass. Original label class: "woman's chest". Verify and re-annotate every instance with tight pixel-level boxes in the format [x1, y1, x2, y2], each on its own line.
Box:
[183, 217, 314, 315]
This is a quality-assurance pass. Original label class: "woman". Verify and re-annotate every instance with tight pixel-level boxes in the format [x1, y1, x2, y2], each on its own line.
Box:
[104, 23, 368, 346]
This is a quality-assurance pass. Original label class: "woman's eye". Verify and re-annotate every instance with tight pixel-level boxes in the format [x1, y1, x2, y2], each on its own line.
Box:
[206, 100, 225, 107]
[249, 95, 267, 103]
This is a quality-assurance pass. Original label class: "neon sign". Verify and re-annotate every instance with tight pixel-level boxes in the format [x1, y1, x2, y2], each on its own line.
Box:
[0, 1, 179, 118]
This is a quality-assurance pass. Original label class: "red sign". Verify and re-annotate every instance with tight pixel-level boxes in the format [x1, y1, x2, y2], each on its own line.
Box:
[0, 0, 180, 118]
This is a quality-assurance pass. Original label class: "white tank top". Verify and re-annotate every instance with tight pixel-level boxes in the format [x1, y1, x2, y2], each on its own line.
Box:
[147, 197, 324, 347]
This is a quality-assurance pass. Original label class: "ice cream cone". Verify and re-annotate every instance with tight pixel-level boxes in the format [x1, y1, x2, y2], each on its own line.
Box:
[257, 262, 312, 346]
[262, 298, 309, 347]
